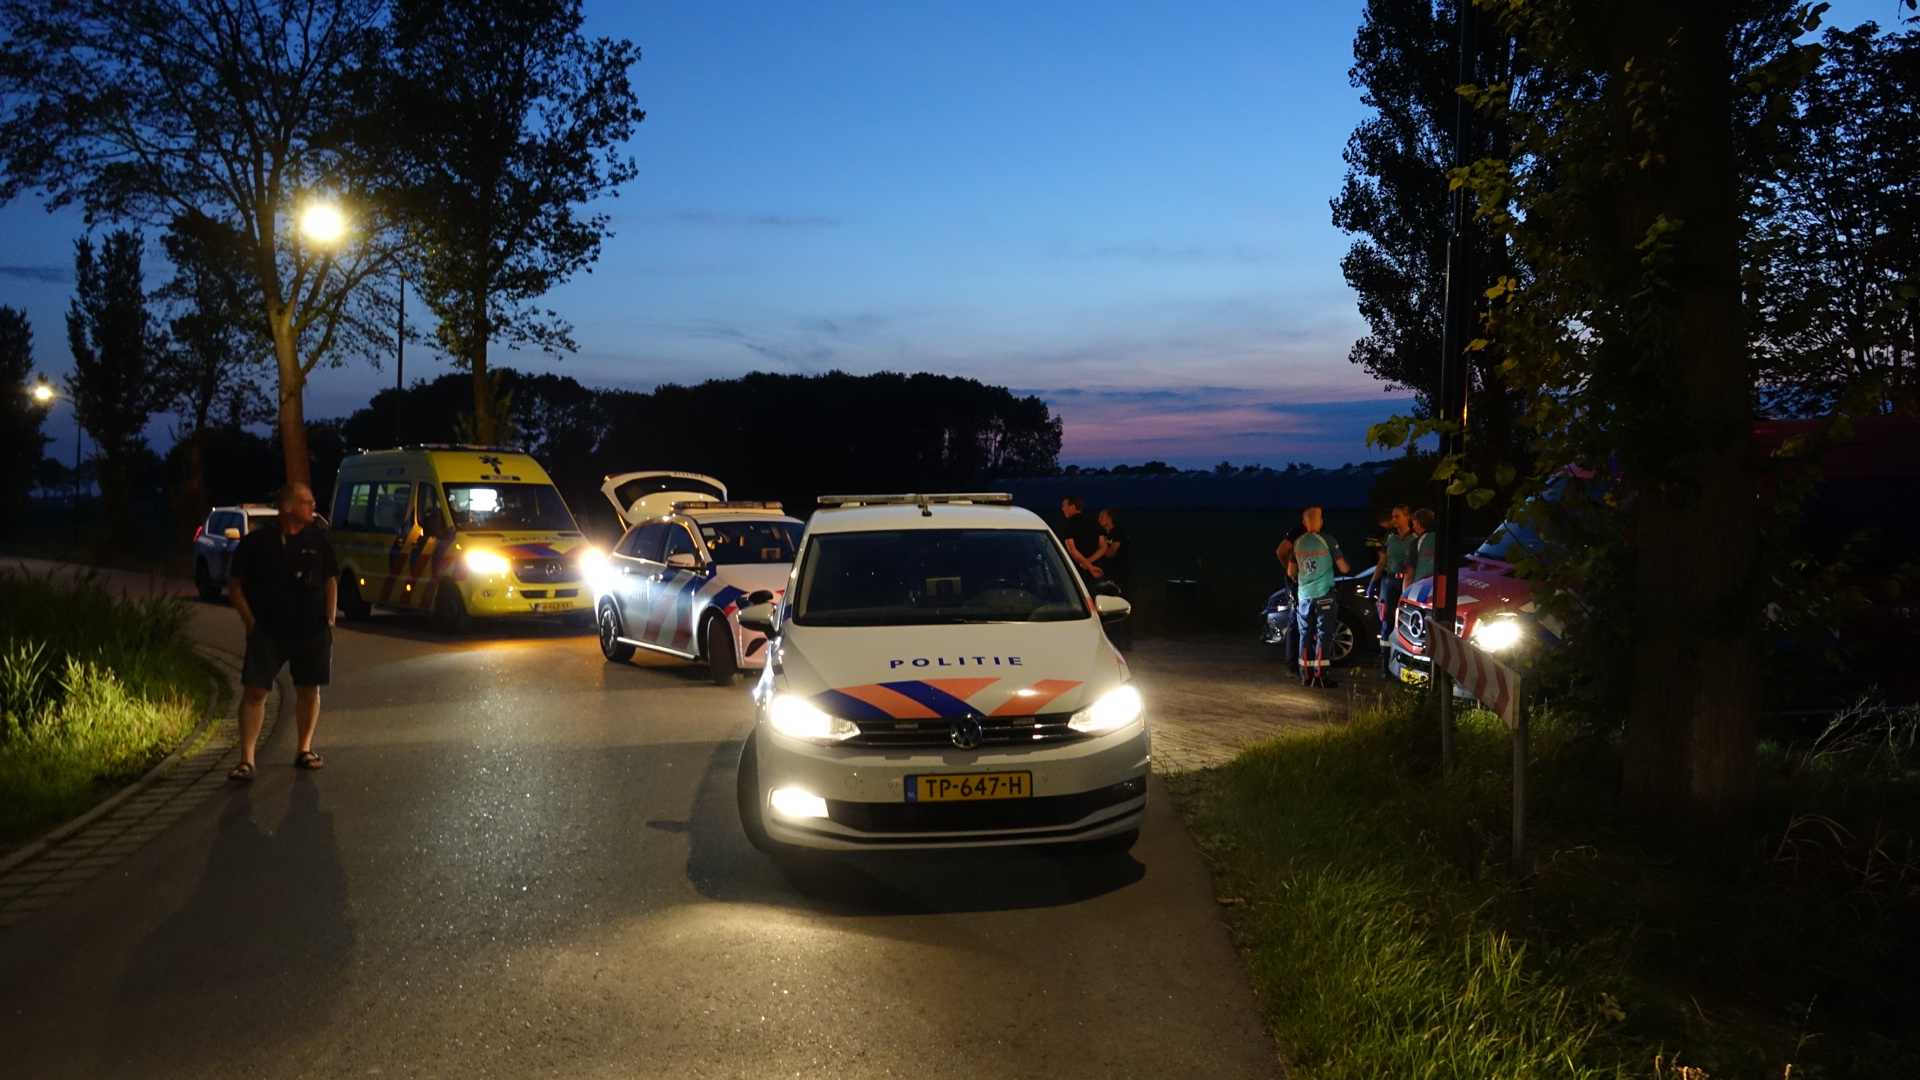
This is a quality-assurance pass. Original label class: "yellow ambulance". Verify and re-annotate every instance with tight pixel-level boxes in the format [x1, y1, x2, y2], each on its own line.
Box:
[329, 445, 597, 633]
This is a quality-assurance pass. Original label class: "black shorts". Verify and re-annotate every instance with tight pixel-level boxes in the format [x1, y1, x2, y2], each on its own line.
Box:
[242, 627, 333, 689]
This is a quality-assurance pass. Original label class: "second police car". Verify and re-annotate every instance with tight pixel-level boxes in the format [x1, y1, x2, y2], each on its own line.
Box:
[591, 471, 804, 685]
[732, 493, 1148, 854]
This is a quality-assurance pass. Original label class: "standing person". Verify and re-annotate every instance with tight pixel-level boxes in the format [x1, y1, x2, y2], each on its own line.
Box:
[1274, 511, 1312, 673]
[1059, 494, 1106, 589]
[227, 482, 338, 781]
[1095, 507, 1134, 651]
[1408, 508, 1437, 589]
[1291, 503, 1350, 688]
[1372, 504, 1414, 671]
[1362, 507, 1394, 600]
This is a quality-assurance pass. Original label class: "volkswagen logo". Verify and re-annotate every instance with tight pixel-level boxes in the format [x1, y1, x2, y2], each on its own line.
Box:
[948, 716, 984, 750]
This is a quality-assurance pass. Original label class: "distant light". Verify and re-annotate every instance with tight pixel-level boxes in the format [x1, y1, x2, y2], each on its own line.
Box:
[299, 203, 346, 244]
[30, 383, 54, 403]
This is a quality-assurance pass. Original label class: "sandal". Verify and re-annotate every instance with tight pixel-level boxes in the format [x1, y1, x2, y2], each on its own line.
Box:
[294, 750, 325, 770]
[228, 760, 255, 782]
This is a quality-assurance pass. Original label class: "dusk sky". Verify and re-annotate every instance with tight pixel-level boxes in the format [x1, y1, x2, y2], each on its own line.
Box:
[1, 0, 1903, 469]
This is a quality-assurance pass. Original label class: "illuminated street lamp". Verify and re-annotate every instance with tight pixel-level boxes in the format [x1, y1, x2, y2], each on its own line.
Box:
[299, 202, 346, 244]
[27, 380, 83, 541]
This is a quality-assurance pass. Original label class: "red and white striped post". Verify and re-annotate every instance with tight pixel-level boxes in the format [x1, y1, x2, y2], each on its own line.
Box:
[1428, 623, 1528, 878]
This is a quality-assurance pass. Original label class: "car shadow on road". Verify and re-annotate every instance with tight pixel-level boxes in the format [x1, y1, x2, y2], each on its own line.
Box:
[331, 610, 596, 645]
[108, 775, 353, 1069]
[681, 738, 1146, 917]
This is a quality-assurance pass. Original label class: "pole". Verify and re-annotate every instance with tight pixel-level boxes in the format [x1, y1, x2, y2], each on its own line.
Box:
[1512, 701, 1529, 879]
[395, 271, 406, 446]
[1433, 0, 1479, 774]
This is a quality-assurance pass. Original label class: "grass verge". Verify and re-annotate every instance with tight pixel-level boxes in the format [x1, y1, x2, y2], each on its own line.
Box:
[1166, 692, 1920, 1079]
[0, 567, 216, 847]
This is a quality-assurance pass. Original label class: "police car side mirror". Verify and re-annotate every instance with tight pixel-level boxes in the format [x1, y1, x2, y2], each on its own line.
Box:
[223, 527, 241, 540]
[665, 552, 699, 570]
[737, 602, 777, 636]
[1095, 595, 1131, 623]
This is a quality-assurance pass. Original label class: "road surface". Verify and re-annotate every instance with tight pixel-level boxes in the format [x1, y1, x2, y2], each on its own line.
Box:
[0, 583, 1282, 1079]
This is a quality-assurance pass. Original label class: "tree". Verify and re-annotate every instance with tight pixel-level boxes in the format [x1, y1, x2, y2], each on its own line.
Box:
[66, 229, 156, 548]
[155, 210, 275, 532]
[0, 0, 396, 487]
[1332, 0, 1530, 496]
[388, 0, 645, 444]
[1436, 0, 1831, 848]
[1750, 22, 1920, 415]
[0, 306, 48, 537]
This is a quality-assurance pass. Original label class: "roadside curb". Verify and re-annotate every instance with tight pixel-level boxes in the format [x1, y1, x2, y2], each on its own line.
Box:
[0, 643, 289, 928]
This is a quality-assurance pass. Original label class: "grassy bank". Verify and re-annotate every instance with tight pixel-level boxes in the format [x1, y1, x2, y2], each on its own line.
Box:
[0, 568, 216, 846]
[1167, 693, 1920, 1079]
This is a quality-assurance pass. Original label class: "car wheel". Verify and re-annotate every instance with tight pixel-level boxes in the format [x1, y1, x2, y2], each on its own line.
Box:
[338, 574, 373, 621]
[736, 731, 794, 856]
[193, 559, 221, 602]
[598, 601, 635, 663]
[1330, 612, 1362, 667]
[707, 616, 738, 687]
[431, 581, 471, 635]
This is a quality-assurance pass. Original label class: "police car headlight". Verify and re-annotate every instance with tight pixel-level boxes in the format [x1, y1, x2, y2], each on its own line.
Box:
[1471, 616, 1524, 653]
[1069, 684, 1144, 734]
[464, 550, 511, 577]
[767, 695, 859, 742]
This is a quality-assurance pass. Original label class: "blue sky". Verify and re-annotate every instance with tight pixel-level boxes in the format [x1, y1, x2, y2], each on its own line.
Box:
[2, 0, 1906, 468]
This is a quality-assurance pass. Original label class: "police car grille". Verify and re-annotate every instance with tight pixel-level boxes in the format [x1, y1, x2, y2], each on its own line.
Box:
[825, 776, 1144, 834]
[844, 714, 1083, 749]
[1398, 606, 1427, 649]
[513, 558, 579, 584]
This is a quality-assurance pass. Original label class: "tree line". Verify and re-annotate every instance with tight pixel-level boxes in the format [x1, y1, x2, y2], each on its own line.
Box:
[0, 0, 641, 511]
[1337, 1, 1918, 853]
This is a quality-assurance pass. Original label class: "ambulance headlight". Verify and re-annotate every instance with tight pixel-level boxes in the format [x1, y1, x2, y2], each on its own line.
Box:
[464, 550, 511, 577]
[1069, 684, 1144, 734]
[1471, 616, 1525, 653]
[767, 695, 859, 742]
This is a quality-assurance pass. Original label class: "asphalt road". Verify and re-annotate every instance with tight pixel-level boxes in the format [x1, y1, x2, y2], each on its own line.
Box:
[0, 591, 1281, 1079]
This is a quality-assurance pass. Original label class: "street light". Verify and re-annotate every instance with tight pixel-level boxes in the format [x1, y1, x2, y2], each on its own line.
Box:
[27, 380, 83, 542]
[299, 202, 346, 244]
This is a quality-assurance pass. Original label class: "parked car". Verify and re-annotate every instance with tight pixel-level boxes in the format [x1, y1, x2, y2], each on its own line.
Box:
[733, 492, 1146, 853]
[192, 504, 278, 601]
[1259, 570, 1379, 667]
[592, 470, 803, 686]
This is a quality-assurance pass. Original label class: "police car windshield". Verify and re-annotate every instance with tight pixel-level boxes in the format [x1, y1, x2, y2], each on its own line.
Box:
[700, 520, 800, 564]
[793, 529, 1088, 626]
[443, 483, 577, 532]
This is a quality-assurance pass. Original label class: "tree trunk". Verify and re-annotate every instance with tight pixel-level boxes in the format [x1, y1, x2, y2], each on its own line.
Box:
[1612, 0, 1759, 851]
[470, 339, 494, 446]
[170, 430, 208, 554]
[271, 309, 311, 488]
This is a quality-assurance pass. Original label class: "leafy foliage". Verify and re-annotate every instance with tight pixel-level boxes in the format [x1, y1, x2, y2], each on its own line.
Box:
[0, 306, 48, 538]
[385, 0, 645, 444]
[65, 229, 157, 549]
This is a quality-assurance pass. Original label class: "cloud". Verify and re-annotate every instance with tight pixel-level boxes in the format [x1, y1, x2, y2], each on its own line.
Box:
[672, 211, 841, 228]
[1016, 386, 1414, 468]
[0, 265, 72, 284]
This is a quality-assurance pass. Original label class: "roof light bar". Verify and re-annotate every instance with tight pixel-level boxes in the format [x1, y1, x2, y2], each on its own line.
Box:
[815, 493, 1014, 509]
[672, 500, 785, 513]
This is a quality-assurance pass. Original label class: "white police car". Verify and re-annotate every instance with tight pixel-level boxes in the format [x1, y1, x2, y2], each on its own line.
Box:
[734, 493, 1147, 853]
[192, 504, 279, 601]
[593, 471, 803, 685]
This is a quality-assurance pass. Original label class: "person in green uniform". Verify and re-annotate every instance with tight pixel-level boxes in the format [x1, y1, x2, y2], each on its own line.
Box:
[1371, 504, 1413, 672]
[1290, 504, 1350, 688]
[1408, 508, 1436, 587]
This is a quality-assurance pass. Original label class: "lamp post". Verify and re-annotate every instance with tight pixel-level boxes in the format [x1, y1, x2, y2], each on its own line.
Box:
[396, 268, 406, 446]
[29, 380, 82, 543]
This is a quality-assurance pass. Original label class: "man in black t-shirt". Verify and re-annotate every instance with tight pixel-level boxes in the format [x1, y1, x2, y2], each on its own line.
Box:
[1096, 508, 1135, 651]
[227, 482, 338, 781]
[1058, 494, 1107, 588]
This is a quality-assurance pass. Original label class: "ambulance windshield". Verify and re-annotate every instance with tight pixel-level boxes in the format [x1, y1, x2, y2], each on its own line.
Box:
[793, 529, 1089, 626]
[443, 483, 577, 532]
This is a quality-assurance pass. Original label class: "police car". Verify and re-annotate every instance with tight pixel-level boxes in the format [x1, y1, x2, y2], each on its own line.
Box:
[192, 504, 279, 601]
[733, 493, 1148, 853]
[592, 471, 803, 685]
